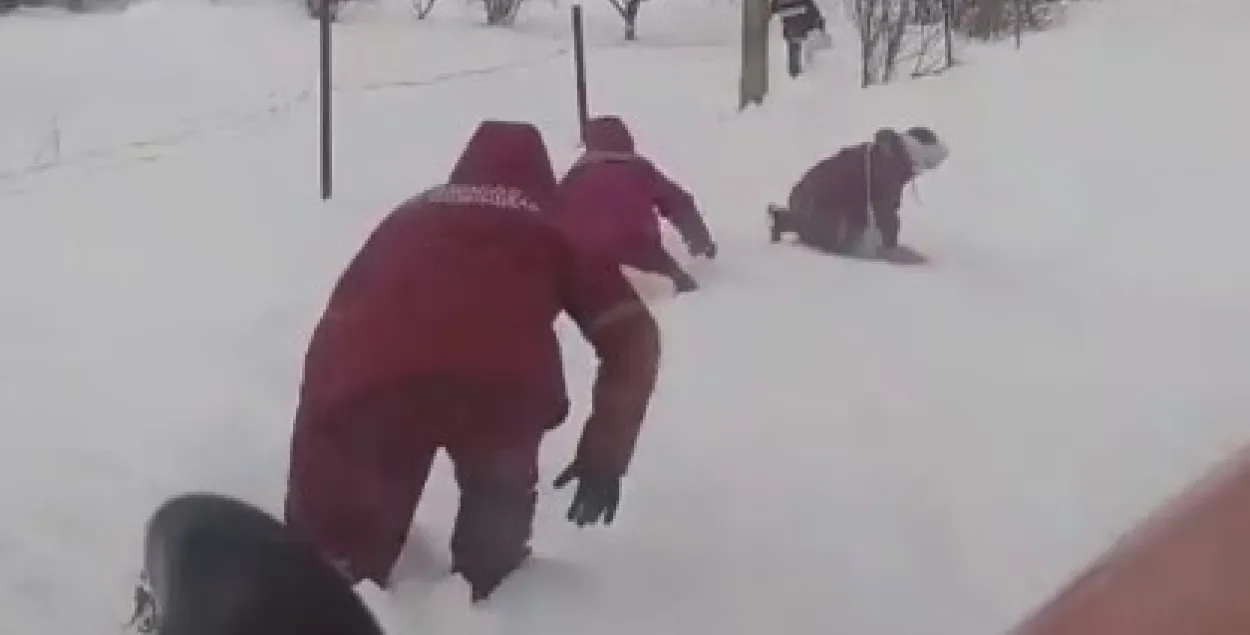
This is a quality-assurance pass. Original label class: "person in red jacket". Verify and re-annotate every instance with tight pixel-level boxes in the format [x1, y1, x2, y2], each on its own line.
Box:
[283, 120, 662, 603]
[768, 126, 948, 264]
[553, 115, 716, 293]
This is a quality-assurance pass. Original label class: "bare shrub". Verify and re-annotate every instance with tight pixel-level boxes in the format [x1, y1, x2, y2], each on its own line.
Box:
[849, 0, 942, 87]
[848, 0, 1077, 87]
[479, 0, 526, 25]
[604, 0, 647, 39]
[955, 0, 1070, 41]
[410, 0, 438, 19]
[898, 15, 949, 78]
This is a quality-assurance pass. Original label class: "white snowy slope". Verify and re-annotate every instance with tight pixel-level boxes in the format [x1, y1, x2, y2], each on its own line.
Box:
[2, 0, 1250, 632]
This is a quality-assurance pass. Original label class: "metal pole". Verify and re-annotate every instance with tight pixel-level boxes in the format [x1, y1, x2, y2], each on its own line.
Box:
[571, 5, 590, 143]
[318, 0, 333, 200]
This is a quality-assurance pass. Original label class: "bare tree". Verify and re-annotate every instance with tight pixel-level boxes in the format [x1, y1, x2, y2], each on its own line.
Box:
[879, 0, 911, 82]
[480, 0, 527, 25]
[850, 0, 880, 87]
[849, 0, 922, 87]
[409, 0, 438, 19]
[604, 0, 646, 40]
[846, 0, 1076, 88]
[853, 0, 1083, 88]
[956, 0, 1066, 41]
[898, 14, 949, 78]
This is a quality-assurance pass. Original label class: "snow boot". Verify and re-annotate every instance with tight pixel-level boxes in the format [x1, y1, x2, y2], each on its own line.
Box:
[452, 546, 532, 603]
[137, 492, 384, 635]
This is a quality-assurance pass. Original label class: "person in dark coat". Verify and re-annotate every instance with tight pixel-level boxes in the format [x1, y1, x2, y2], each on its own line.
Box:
[553, 115, 716, 294]
[283, 120, 662, 603]
[768, 126, 948, 264]
[771, 0, 827, 77]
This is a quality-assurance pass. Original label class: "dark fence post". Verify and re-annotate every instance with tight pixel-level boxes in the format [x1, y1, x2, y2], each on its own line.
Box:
[942, 0, 955, 68]
[571, 5, 589, 143]
[318, 0, 333, 200]
[1014, 0, 1023, 48]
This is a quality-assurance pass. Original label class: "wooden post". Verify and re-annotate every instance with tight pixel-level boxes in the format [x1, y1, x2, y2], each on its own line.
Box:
[739, 0, 769, 109]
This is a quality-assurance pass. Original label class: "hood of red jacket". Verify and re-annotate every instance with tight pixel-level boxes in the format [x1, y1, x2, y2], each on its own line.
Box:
[448, 120, 557, 209]
[582, 116, 636, 153]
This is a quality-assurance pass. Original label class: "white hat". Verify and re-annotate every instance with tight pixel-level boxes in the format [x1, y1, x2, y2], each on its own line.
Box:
[899, 126, 948, 173]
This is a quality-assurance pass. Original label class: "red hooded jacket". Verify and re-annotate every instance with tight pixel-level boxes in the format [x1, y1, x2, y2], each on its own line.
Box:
[553, 116, 713, 278]
[295, 120, 661, 476]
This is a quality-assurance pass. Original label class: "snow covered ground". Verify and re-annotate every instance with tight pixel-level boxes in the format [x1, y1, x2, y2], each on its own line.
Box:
[2, 0, 1250, 632]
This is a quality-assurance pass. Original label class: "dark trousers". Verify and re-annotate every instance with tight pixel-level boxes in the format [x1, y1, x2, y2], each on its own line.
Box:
[776, 203, 845, 253]
[786, 38, 804, 77]
[284, 379, 545, 592]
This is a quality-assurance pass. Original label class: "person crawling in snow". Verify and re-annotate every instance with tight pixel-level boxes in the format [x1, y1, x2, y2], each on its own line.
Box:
[768, 126, 949, 265]
[553, 115, 717, 294]
[283, 120, 662, 603]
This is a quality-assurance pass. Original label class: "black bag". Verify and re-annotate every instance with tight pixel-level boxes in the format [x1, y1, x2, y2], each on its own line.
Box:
[131, 493, 384, 635]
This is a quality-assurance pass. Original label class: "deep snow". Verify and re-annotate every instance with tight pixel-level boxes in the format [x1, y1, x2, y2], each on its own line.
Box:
[2, 0, 1250, 632]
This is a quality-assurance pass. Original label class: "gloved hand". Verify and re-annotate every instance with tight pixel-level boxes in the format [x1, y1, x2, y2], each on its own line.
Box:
[687, 239, 717, 260]
[672, 270, 699, 294]
[553, 463, 621, 528]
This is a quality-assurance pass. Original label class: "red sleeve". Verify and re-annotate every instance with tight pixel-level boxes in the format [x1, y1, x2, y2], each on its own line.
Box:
[649, 163, 713, 250]
[560, 244, 661, 477]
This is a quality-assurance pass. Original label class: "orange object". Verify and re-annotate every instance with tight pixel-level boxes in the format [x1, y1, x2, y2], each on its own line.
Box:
[1012, 445, 1250, 635]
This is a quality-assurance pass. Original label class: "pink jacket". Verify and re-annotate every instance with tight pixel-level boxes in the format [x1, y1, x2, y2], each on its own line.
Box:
[553, 116, 713, 277]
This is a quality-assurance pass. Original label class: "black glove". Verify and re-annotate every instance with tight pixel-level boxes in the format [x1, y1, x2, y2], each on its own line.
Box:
[553, 463, 621, 528]
[672, 270, 699, 294]
[687, 239, 717, 260]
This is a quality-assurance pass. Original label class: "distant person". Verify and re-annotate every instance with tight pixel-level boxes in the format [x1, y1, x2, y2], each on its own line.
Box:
[772, 0, 828, 77]
[553, 115, 716, 294]
[768, 126, 948, 264]
[283, 120, 662, 603]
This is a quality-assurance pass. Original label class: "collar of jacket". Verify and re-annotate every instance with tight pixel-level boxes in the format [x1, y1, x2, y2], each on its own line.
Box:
[574, 149, 641, 167]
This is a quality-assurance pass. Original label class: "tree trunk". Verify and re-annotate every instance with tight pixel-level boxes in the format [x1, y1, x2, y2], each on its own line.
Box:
[942, 0, 955, 67]
[623, 0, 641, 40]
[739, 0, 770, 109]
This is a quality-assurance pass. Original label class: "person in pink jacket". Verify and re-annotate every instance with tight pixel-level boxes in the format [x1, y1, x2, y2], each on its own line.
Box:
[553, 116, 716, 293]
